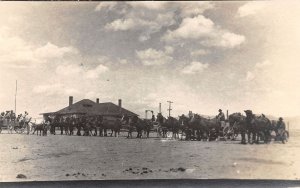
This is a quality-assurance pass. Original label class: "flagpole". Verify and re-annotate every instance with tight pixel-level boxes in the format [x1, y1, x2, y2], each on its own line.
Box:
[15, 80, 17, 114]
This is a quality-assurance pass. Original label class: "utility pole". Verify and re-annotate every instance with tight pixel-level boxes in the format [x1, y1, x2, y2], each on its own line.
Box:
[167, 101, 173, 117]
[159, 103, 161, 113]
[15, 80, 17, 114]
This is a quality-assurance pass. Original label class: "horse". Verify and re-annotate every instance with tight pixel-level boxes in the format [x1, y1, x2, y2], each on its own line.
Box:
[188, 114, 221, 141]
[178, 115, 191, 140]
[97, 117, 122, 137]
[32, 123, 47, 136]
[142, 119, 154, 138]
[228, 113, 249, 144]
[244, 110, 272, 144]
[164, 116, 180, 139]
[124, 116, 139, 139]
[103, 117, 122, 137]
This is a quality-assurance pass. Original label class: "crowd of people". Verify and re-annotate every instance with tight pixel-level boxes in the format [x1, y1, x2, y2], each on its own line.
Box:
[0, 110, 31, 134]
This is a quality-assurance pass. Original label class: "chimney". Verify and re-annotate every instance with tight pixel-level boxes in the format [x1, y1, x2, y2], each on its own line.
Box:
[118, 99, 122, 108]
[96, 98, 99, 104]
[69, 96, 73, 106]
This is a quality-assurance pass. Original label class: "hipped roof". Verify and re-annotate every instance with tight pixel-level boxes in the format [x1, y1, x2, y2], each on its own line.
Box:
[41, 99, 138, 117]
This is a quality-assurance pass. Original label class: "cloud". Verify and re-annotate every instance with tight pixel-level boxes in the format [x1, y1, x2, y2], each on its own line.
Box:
[191, 49, 210, 57]
[246, 71, 255, 81]
[181, 61, 209, 74]
[163, 15, 245, 48]
[255, 60, 272, 69]
[86, 64, 109, 79]
[202, 32, 245, 48]
[164, 46, 174, 55]
[95, 2, 118, 11]
[136, 48, 173, 66]
[102, 2, 214, 42]
[237, 2, 267, 17]
[178, 2, 214, 17]
[163, 15, 214, 41]
[118, 58, 128, 64]
[127, 1, 214, 17]
[105, 18, 136, 31]
[126, 2, 168, 10]
[56, 63, 83, 76]
[34, 42, 78, 59]
[56, 62, 109, 80]
[33, 83, 79, 96]
[0, 27, 78, 68]
[105, 12, 176, 42]
[103, 3, 176, 41]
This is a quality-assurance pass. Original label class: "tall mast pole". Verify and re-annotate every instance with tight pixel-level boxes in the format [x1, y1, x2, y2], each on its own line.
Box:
[15, 80, 17, 114]
[167, 101, 173, 117]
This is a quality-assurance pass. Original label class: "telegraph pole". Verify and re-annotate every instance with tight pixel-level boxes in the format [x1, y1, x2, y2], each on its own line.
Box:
[15, 80, 17, 114]
[159, 103, 161, 113]
[167, 101, 173, 117]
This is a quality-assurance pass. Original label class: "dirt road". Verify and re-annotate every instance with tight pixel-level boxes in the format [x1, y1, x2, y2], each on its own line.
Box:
[0, 131, 299, 182]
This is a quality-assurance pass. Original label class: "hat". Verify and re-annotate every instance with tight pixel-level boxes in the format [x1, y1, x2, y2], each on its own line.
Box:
[219, 109, 222, 112]
[279, 117, 283, 120]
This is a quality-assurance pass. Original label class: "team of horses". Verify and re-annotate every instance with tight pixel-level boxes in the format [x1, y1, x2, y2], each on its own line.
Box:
[25, 110, 288, 144]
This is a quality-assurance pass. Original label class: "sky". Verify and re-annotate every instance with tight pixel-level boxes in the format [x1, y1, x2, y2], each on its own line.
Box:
[0, 1, 300, 119]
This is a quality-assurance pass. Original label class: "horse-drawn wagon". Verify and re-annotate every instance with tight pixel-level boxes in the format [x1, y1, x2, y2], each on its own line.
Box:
[0, 119, 27, 134]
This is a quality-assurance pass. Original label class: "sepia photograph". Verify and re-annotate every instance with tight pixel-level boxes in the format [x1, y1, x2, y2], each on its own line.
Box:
[0, 1, 300, 186]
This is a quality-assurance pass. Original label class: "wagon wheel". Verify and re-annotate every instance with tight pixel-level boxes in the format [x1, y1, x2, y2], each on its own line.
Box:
[14, 126, 25, 134]
[222, 126, 233, 140]
[14, 126, 20, 133]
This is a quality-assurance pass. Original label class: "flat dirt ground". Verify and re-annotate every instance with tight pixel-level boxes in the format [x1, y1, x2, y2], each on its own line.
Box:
[0, 130, 299, 182]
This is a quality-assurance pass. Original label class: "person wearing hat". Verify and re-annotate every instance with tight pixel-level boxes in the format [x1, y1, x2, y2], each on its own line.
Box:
[276, 117, 286, 136]
[217, 109, 226, 122]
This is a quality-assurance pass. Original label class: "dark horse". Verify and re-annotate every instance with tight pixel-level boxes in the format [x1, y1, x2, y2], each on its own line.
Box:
[125, 116, 138, 139]
[97, 116, 122, 137]
[142, 119, 153, 138]
[32, 123, 48, 136]
[228, 112, 249, 144]
[244, 110, 272, 144]
[165, 116, 181, 139]
[188, 114, 221, 141]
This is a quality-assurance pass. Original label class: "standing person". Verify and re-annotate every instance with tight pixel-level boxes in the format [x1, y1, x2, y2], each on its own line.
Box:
[276, 117, 286, 136]
[52, 115, 59, 135]
[65, 116, 70, 135]
[23, 111, 31, 135]
[217, 109, 226, 127]
[216, 109, 225, 140]
[59, 116, 64, 135]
